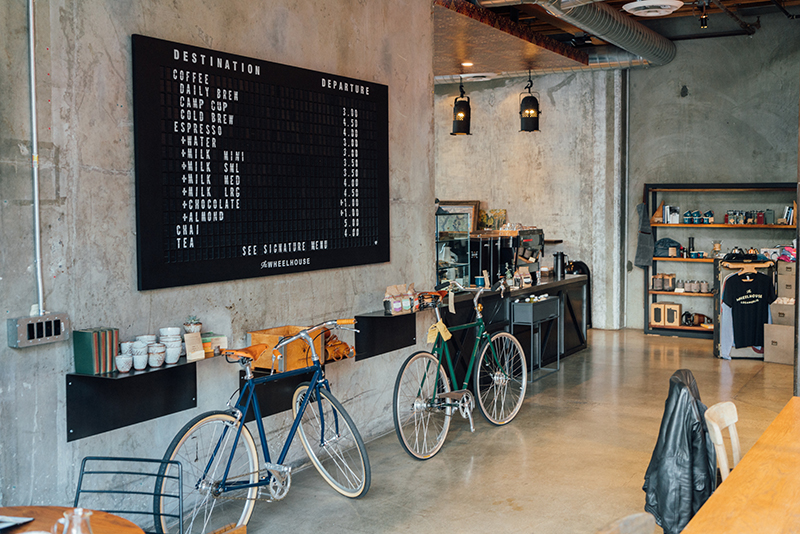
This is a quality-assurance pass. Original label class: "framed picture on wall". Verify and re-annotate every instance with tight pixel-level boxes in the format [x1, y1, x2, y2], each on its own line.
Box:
[438, 200, 481, 233]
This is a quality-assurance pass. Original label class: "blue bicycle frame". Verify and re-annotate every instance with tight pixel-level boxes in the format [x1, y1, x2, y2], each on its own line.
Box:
[208, 359, 337, 494]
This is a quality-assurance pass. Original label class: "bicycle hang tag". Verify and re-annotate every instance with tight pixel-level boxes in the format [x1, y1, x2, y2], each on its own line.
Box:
[447, 289, 456, 314]
[427, 320, 452, 344]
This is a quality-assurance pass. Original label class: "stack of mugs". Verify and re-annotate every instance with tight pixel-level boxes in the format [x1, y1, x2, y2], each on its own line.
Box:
[131, 339, 150, 370]
[148, 342, 166, 367]
[159, 327, 183, 364]
[116, 327, 187, 373]
[116, 342, 134, 373]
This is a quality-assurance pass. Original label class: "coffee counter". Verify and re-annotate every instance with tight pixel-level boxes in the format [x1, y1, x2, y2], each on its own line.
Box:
[444, 275, 587, 384]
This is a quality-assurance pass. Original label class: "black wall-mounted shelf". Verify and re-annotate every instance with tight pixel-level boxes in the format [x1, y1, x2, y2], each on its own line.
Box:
[66, 357, 198, 442]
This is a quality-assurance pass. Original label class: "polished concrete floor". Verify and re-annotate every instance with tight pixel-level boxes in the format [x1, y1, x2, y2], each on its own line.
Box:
[245, 329, 795, 534]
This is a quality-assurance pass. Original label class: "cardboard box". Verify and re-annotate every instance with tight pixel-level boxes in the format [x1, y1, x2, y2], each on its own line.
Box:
[764, 324, 794, 365]
[771, 303, 795, 326]
[778, 260, 796, 276]
[663, 303, 682, 327]
[249, 325, 326, 372]
[778, 273, 795, 298]
[650, 302, 665, 326]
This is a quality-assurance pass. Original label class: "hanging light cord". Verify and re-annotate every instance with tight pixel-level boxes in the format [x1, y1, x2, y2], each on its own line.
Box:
[524, 70, 533, 93]
[459, 76, 465, 99]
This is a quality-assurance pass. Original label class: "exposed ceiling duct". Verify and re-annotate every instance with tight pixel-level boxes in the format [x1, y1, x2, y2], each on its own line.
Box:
[434, 45, 647, 83]
[474, 0, 677, 66]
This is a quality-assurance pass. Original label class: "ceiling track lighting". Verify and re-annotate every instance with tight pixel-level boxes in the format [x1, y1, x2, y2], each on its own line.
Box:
[519, 71, 540, 133]
[451, 77, 471, 136]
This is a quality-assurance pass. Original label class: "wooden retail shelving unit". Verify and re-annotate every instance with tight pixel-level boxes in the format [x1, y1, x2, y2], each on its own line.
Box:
[643, 182, 796, 339]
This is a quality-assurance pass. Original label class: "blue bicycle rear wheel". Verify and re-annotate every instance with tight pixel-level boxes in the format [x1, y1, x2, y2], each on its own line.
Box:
[157, 410, 259, 534]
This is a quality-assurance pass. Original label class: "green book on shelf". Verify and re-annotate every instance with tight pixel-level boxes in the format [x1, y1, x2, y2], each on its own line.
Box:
[73, 328, 102, 375]
[73, 327, 119, 374]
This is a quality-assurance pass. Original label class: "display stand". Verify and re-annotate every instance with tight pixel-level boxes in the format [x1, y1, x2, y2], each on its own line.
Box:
[643, 182, 795, 339]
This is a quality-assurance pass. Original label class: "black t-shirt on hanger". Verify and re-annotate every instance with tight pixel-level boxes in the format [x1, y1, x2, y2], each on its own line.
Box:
[722, 272, 776, 348]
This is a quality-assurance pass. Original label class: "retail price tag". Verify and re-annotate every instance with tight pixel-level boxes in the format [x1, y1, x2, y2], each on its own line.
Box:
[447, 289, 456, 314]
[427, 320, 452, 343]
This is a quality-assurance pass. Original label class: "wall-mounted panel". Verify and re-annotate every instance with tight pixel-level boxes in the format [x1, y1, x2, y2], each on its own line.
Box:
[132, 35, 390, 290]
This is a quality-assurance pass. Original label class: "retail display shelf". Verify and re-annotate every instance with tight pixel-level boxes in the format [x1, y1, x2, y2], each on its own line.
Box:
[649, 324, 714, 332]
[651, 223, 795, 229]
[648, 291, 714, 297]
[647, 186, 795, 193]
[653, 257, 715, 263]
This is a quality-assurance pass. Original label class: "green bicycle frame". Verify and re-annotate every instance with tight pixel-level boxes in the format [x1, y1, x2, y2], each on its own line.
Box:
[432, 315, 488, 391]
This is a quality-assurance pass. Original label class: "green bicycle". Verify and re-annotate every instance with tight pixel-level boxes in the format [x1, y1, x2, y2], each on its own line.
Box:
[392, 279, 527, 459]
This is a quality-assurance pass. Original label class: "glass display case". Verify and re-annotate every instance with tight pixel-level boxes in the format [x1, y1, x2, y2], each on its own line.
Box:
[435, 208, 471, 286]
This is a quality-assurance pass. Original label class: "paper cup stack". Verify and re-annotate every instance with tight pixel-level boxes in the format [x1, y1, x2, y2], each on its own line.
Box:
[159, 327, 183, 364]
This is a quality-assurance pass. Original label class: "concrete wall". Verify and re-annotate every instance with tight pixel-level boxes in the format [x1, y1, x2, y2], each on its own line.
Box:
[434, 70, 626, 329]
[626, 12, 800, 329]
[0, 0, 434, 505]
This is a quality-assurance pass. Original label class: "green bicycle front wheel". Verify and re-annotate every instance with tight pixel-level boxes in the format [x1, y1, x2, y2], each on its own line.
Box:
[293, 384, 371, 498]
[474, 332, 527, 425]
[393, 351, 452, 460]
[156, 410, 259, 534]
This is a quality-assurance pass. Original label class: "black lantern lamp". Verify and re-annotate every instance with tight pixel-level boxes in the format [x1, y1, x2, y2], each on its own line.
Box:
[519, 71, 540, 132]
[451, 78, 471, 135]
[699, 2, 708, 28]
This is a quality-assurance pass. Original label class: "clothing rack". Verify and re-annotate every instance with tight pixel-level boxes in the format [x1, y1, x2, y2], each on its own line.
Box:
[720, 260, 774, 273]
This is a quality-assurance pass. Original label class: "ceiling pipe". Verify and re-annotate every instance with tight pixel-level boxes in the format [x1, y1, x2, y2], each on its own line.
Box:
[474, 0, 676, 66]
[770, 0, 800, 19]
[434, 45, 648, 84]
[708, 0, 761, 33]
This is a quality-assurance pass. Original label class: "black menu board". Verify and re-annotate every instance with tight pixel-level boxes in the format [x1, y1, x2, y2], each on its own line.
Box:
[132, 35, 389, 290]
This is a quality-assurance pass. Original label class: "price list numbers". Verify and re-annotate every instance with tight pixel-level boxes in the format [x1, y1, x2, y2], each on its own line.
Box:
[342, 106, 361, 239]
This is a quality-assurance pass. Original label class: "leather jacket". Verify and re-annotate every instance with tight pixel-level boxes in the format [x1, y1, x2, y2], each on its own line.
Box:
[643, 369, 716, 534]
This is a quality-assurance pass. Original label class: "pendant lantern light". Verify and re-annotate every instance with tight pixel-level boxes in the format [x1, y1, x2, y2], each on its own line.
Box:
[451, 77, 471, 136]
[519, 71, 540, 132]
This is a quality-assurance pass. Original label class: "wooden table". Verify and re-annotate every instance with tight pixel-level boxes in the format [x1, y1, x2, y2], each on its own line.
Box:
[682, 396, 800, 533]
[0, 506, 144, 533]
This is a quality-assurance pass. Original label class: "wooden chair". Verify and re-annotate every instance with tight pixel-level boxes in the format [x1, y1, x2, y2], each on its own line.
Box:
[595, 512, 656, 534]
[704, 401, 741, 482]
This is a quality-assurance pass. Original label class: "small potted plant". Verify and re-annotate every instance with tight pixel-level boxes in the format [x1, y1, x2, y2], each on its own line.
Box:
[183, 315, 202, 333]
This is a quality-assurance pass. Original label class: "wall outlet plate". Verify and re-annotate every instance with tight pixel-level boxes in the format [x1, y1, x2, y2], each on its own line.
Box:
[7, 312, 71, 348]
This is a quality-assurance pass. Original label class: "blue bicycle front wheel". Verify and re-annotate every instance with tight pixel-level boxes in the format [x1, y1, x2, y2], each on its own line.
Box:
[292, 384, 371, 498]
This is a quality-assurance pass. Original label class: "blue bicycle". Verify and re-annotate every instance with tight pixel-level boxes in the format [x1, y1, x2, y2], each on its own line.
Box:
[155, 319, 370, 534]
